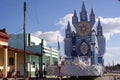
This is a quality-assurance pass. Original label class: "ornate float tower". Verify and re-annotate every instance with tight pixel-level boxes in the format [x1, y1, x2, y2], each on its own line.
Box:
[64, 2, 105, 65]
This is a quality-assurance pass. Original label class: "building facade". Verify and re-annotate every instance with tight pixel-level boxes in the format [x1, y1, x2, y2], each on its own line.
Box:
[9, 33, 59, 76]
[64, 2, 105, 65]
[0, 28, 42, 77]
[0, 29, 10, 77]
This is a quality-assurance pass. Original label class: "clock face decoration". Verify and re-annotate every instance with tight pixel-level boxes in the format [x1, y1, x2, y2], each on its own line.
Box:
[80, 42, 89, 55]
[76, 22, 91, 36]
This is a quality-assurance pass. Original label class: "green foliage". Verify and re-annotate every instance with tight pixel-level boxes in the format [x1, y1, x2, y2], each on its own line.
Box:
[105, 64, 120, 71]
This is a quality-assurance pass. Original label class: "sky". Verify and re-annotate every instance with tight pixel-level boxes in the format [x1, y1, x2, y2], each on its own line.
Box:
[0, 0, 120, 66]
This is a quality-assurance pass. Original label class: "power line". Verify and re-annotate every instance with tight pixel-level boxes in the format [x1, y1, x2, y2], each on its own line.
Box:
[14, 27, 23, 34]
[33, 0, 41, 31]
[26, 0, 41, 31]
[9, 27, 23, 34]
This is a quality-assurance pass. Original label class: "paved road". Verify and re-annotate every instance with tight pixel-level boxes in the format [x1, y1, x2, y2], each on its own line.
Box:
[1, 73, 120, 80]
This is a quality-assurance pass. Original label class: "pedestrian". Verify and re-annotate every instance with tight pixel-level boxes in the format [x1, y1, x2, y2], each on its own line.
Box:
[38, 69, 41, 78]
[35, 68, 39, 79]
[43, 67, 46, 78]
[0, 69, 3, 78]
[24, 71, 29, 80]
[3, 77, 8, 80]
[13, 72, 17, 80]
[11, 69, 15, 78]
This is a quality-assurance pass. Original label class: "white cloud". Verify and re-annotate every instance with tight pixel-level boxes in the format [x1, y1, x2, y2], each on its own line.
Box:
[104, 47, 120, 65]
[31, 31, 64, 45]
[98, 17, 120, 40]
[55, 14, 73, 29]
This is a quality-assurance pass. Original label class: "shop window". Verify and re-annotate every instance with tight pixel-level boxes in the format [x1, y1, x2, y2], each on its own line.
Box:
[9, 57, 14, 66]
[32, 62, 35, 68]
[30, 42, 35, 46]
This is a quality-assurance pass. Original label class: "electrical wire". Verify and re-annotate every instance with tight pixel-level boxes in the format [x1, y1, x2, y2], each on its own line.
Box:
[33, 0, 41, 29]
[10, 27, 23, 34]
[27, 0, 41, 31]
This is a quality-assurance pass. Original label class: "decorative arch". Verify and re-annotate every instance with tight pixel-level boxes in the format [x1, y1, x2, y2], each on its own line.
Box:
[77, 40, 91, 56]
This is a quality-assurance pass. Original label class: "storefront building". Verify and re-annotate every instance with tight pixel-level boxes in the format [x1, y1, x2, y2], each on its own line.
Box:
[0, 28, 10, 77]
[8, 33, 59, 77]
[0, 29, 42, 77]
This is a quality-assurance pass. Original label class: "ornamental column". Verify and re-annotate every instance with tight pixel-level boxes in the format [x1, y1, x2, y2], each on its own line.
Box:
[4, 47, 8, 77]
[15, 52, 17, 72]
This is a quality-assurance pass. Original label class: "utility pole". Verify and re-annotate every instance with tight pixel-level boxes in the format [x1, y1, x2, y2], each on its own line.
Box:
[23, 0, 26, 77]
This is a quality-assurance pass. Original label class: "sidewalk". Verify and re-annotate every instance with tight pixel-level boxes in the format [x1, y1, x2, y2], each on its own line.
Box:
[0, 77, 57, 80]
[0, 75, 59, 80]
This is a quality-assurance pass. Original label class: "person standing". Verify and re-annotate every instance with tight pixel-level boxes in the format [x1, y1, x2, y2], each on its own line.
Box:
[35, 68, 39, 79]
[0, 69, 3, 78]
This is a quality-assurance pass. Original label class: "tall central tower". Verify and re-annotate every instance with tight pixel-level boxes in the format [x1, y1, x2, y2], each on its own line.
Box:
[64, 2, 105, 65]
